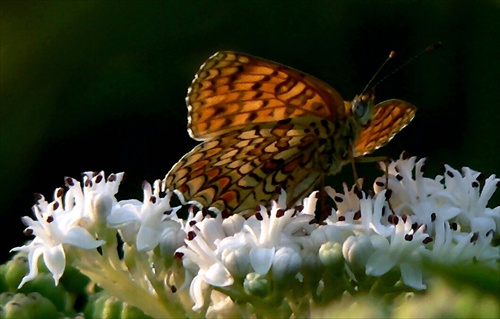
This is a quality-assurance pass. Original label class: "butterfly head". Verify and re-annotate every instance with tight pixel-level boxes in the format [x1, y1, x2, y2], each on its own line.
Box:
[351, 88, 376, 126]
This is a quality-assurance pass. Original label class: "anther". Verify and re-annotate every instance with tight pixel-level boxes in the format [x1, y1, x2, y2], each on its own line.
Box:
[353, 210, 361, 220]
[401, 150, 410, 160]
[422, 237, 433, 244]
[174, 252, 184, 259]
[401, 214, 408, 223]
[376, 181, 385, 187]
[65, 177, 75, 186]
[385, 189, 393, 200]
[95, 174, 103, 184]
[388, 214, 399, 225]
[276, 209, 286, 217]
[470, 232, 479, 243]
[56, 188, 64, 198]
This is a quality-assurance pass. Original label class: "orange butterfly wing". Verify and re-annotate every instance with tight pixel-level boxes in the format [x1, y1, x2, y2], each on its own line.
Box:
[354, 99, 416, 156]
[165, 51, 417, 215]
[186, 51, 346, 140]
[164, 119, 323, 215]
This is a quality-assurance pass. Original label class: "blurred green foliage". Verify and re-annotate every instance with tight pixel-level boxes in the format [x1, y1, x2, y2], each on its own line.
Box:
[1, 1, 499, 262]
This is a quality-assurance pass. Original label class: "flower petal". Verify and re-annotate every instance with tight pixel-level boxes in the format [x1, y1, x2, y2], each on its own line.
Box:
[42, 244, 66, 285]
[250, 247, 275, 275]
[63, 227, 106, 249]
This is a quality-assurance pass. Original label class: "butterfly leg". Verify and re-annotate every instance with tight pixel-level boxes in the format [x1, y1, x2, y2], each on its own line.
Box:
[349, 153, 360, 189]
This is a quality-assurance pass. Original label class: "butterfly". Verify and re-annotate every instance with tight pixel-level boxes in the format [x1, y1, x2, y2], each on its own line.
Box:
[163, 51, 416, 216]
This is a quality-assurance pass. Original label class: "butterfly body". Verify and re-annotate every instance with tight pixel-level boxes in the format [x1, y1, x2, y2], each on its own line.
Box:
[164, 52, 416, 215]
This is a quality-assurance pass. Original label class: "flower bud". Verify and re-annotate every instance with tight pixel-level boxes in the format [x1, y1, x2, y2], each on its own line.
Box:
[243, 272, 269, 297]
[221, 246, 251, 278]
[272, 247, 302, 282]
[342, 234, 373, 274]
[4, 255, 29, 290]
[3, 293, 58, 318]
[319, 242, 344, 271]
[21, 273, 66, 312]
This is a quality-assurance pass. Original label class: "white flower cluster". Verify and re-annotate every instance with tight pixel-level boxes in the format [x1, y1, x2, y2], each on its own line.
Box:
[11, 156, 499, 318]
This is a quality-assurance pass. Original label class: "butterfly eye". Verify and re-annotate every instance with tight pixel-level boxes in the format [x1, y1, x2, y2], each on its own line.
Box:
[352, 97, 371, 125]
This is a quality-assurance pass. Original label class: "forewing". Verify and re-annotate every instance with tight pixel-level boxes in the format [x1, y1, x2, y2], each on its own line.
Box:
[354, 99, 416, 156]
[164, 120, 322, 215]
[187, 51, 345, 140]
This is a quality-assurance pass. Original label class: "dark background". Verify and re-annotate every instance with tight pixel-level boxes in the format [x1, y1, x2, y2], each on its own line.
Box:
[1, 1, 499, 262]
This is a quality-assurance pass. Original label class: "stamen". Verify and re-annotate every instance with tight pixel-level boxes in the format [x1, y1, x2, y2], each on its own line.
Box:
[276, 209, 286, 217]
[95, 174, 103, 184]
[422, 237, 433, 244]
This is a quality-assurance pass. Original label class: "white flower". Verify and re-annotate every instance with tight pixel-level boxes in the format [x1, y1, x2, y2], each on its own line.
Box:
[365, 215, 429, 290]
[243, 190, 313, 275]
[12, 154, 497, 318]
[176, 215, 234, 311]
[375, 156, 499, 266]
[107, 180, 180, 251]
[10, 173, 121, 287]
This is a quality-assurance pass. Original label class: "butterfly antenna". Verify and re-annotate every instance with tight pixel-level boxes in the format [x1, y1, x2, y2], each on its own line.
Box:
[360, 50, 396, 95]
[370, 41, 442, 90]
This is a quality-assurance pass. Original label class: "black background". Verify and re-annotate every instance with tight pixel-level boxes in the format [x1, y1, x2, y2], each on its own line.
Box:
[1, 1, 499, 262]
